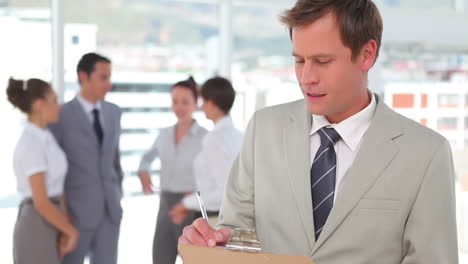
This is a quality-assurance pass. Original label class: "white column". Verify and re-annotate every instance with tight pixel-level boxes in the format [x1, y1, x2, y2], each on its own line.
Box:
[455, 0, 465, 13]
[51, 0, 65, 103]
[218, 0, 233, 79]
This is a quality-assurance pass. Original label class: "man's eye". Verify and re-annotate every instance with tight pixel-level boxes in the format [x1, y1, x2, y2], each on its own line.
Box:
[316, 60, 331, 65]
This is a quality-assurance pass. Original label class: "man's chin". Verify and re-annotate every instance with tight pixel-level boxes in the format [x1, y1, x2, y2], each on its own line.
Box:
[306, 104, 326, 116]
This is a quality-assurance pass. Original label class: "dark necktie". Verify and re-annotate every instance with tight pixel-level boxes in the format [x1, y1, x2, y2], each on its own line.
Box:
[92, 109, 103, 145]
[311, 127, 340, 239]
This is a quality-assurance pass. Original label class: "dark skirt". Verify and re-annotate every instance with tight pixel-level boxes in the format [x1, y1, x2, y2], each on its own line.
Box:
[152, 191, 196, 264]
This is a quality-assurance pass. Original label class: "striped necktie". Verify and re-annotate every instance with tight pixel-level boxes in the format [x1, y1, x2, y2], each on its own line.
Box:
[311, 127, 340, 239]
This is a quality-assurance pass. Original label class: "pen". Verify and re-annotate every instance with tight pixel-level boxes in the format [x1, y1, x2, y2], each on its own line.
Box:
[195, 191, 208, 220]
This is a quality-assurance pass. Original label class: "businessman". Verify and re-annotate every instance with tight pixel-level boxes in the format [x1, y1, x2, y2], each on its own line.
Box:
[50, 53, 123, 264]
[178, 0, 458, 263]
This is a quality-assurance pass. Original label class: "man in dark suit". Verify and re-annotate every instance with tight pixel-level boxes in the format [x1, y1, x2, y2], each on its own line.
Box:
[50, 53, 123, 264]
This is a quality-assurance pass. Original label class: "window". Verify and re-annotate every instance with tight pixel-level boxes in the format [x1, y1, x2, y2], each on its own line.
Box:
[392, 93, 415, 108]
[232, 2, 302, 112]
[0, 2, 52, 200]
[380, 0, 456, 9]
[438, 94, 459, 108]
[71, 35, 79, 45]
[437, 117, 458, 130]
[63, 2, 219, 262]
[421, 93, 428, 108]
[64, 1, 218, 185]
[0, 2, 52, 263]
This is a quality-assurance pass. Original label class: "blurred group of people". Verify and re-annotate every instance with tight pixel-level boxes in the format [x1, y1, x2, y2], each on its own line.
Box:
[6, 0, 461, 263]
[137, 73, 242, 263]
[7, 52, 242, 264]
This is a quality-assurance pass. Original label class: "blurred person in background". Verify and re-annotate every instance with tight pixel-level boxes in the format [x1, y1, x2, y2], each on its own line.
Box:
[7, 78, 78, 264]
[170, 77, 242, 226]
[49, 53, 123, 264]
[137, 76, 207, 264]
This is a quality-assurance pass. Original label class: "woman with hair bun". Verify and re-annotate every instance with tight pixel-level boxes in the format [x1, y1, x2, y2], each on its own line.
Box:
[7, 77, 78, 264]
[137, 76, 207, 264]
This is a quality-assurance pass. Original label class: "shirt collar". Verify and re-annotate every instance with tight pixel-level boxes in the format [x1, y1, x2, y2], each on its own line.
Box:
[77, 94, 102, 114]
[310, 92, 377, 152]
[213, 115, 234, 131]
[188, 120, 202, 136]
[171, 120, 202, 138]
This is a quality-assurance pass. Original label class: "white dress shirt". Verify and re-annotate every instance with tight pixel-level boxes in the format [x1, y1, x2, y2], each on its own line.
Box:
[183, 116, 243, 211]
[77, 94, 103, 125]
[13, 122, 68, 198]
[310, 93, 377, 201]
[138, 121, 208, 193]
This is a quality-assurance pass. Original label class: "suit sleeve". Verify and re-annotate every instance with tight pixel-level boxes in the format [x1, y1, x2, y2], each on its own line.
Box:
[114, 109, 124, 186]
[217, 112, 257, 230]
[401, 139, 458, 264]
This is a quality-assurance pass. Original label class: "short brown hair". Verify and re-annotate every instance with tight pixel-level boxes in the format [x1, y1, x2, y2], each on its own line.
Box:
[280, 0, 383, 62]
[200, 77, 235, 115]
[77, 52, 111, 83]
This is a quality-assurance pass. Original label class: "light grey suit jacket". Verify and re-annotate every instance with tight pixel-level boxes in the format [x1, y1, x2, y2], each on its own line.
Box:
[218, 95, 458, 263]
[50, 97, 123, 230]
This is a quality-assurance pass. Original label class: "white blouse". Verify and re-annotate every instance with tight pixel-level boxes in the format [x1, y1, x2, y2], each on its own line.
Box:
[183, 116, 243, 212]
[138, 121, 208, 193]
[13, 122, 68, 198]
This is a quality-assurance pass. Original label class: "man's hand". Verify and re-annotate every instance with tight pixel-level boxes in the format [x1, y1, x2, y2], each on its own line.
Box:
[138, 171, 154, 194]
[178, 218, 231, 251]
[169, 202, 189, 225]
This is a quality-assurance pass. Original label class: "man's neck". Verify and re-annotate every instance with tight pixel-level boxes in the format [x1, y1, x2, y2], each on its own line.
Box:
[325, 91, 371, 124]
[80, 90, 99, 105]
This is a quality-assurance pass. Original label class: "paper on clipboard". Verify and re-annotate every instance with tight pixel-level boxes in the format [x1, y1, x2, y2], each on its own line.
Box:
[179, 244, 314, 264]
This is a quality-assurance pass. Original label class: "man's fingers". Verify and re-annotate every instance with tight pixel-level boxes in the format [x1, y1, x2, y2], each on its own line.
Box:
[178, 235, 190, 245]
[182, 225, 208, 247]
[193, 218, 216, 247]
[214, 228, 231, 243]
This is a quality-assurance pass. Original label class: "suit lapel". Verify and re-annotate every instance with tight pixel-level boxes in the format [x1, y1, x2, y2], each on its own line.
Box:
[312, 95, 404, 253]
[70, 97, 95, 139]
[283, 100, 315, 251]
[101, 102, 113, 148]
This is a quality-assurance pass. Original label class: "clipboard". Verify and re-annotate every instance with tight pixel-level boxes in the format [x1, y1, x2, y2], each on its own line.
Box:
[179, 244, 314, 264]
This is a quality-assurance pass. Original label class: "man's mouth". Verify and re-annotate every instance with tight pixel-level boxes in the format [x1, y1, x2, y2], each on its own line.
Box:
[306, 92, 326, 97]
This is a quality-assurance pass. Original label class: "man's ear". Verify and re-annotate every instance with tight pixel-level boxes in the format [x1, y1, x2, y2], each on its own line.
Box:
[358, 39, 378, 71]
[78, 71, 88, 84]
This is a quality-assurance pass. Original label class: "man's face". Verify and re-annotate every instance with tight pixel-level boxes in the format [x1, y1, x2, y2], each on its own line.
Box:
[292, 13, 375, 123]
[80, 62, 112, 101]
